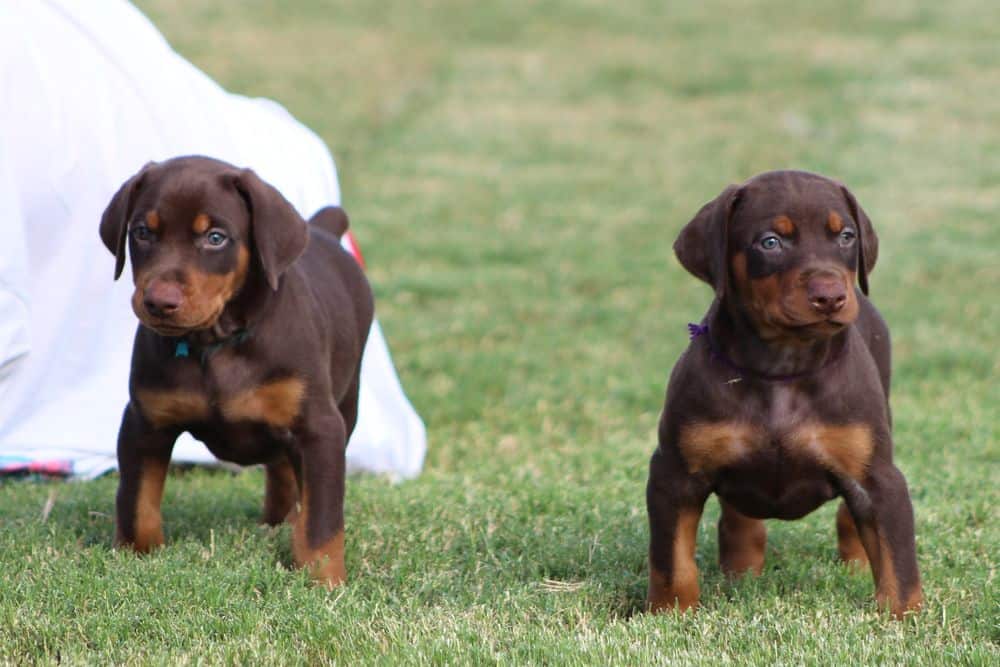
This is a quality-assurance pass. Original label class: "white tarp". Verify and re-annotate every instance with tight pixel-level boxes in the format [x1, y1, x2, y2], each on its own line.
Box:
[0, 0, 426, 479]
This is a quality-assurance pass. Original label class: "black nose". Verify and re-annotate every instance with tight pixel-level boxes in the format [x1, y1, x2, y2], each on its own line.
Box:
[143, 282, 183, 317]
[807, 275, 847, 315]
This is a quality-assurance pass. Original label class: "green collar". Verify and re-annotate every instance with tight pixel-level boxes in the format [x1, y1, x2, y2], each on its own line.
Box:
[174, 328, 252, 364]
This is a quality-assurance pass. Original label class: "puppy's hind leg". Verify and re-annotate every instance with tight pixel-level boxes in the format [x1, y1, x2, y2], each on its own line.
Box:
[718, 499, 767, 577]
[263, 456, 299, 526]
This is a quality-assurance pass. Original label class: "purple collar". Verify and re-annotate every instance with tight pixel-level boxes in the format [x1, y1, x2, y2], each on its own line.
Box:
[687, 322, 843, 383]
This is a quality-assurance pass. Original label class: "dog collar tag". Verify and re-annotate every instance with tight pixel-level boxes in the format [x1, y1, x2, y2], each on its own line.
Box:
[174, 340, 190, 358]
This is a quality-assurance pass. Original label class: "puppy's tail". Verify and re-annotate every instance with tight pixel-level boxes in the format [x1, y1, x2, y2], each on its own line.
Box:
[310, 206, 350, 237]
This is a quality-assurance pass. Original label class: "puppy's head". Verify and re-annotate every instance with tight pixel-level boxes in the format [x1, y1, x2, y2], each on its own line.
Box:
[674, 170, 878, 342]
[99, 156, 308, 336]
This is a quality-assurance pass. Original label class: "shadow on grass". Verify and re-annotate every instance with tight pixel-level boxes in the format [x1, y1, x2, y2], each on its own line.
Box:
[30, 467, 268, 551]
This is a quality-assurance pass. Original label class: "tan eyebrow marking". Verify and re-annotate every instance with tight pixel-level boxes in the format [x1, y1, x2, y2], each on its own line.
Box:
[827, 211, 844, 233]
[145, 211, 160, 231]
[772, 215, 795, 235]
[192, 213, 211, 235]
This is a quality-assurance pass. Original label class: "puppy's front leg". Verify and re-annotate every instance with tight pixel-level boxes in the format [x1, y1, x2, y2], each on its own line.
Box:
[646, 448, 710, 613]
[291, 409, 348, 588]
[114, 402, 178, 552]
[840, 462, 922, 618]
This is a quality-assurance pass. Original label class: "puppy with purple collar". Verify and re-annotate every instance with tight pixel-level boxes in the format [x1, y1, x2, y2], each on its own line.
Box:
[646, 170, 921, 618]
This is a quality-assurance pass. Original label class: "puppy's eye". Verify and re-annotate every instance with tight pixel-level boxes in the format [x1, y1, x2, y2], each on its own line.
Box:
[205, 230, 228, 247]
[131, 225, 153, 242]
[838, 229, 856, 246]
[759, 234, 782, 251]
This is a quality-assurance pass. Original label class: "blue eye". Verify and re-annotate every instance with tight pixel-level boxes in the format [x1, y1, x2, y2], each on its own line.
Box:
[759, 235, 781, 251]
[131, 226, 153, 242]
[838, 229, 856, 246]
[205, 230, 228, 247]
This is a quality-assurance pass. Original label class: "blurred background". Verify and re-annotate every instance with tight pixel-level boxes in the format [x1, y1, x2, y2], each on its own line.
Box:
[137, 0, 997, 470]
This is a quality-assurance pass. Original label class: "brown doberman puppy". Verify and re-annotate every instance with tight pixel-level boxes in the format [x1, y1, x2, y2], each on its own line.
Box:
[100, 155, 373, 588]
[646, 170, 922, 618]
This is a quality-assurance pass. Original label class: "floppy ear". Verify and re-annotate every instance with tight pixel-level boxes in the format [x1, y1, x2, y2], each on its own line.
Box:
[673, 184, 742, 298]
[839, 185, 878, 295]
[233, 169, 309, 291]
[99, 163, 153, 280]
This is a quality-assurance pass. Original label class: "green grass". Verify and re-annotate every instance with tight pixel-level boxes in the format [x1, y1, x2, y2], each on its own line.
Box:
[2, 0, 999, 663]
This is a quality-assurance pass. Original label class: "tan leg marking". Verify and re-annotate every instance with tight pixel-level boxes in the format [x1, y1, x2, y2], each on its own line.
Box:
[648, 508, 703, 613]
[718, 500, 766, 577]
[291, 488, 346, 589]
[130, 459, 168, 552]
[857, 523, 923, 619]
[836, 502, 869, 571]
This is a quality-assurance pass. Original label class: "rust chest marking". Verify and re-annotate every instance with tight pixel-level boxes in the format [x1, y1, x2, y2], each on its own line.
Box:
[220, 377, 306, 428]
[678, 420, 874, 480]
[785, 422, 874, 480]
[135, 389, 210, 429]
[135, 377, 306, 429]
[678, 422, 765, 474]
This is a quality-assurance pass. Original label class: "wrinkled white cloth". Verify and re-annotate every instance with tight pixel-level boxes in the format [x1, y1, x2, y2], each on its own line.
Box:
[0, 0, 426, 479]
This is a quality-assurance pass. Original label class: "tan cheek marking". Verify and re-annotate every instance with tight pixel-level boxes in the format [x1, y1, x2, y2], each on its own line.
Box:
[292, 487, 346, 588]
[839, 270, 860, 321]
[136, 389, 211, 428]
[185, 270, 229, 310]
[733, 251, 805, 338]
[233, 245, 250, 291]
[192, 213, 210, 235]
[145, 210, 160, 232]
[828, 211, 844, 233]
[184, 245, 250, 312]
[773, 215, 795, 236]
[787, 423, 874, 480]
[749, 271, 786, 333]
[183, 246, 250, 324]
[221, 377, 306, 427]
[678, 422, 764, 474]
[731, 252, 749, 292]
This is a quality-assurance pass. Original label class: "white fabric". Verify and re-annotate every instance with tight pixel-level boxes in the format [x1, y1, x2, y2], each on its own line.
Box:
[0, 0, 426, 479]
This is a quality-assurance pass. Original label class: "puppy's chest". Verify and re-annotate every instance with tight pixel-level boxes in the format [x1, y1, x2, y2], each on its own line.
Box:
[677, 385, 874, 481]
[134, 354, 306, 430]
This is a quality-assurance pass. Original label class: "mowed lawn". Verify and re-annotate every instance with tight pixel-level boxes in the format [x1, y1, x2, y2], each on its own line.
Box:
[2, 1, 998, 663]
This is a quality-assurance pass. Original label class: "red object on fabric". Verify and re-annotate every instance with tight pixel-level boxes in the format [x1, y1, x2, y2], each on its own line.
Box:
[0, 458, 73, 477]
[344, 230, 366, 269]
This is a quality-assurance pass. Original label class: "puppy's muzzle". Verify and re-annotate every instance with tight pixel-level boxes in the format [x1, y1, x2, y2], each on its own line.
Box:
[143, 280, 184, 319]
[806, 272, 847, 316]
